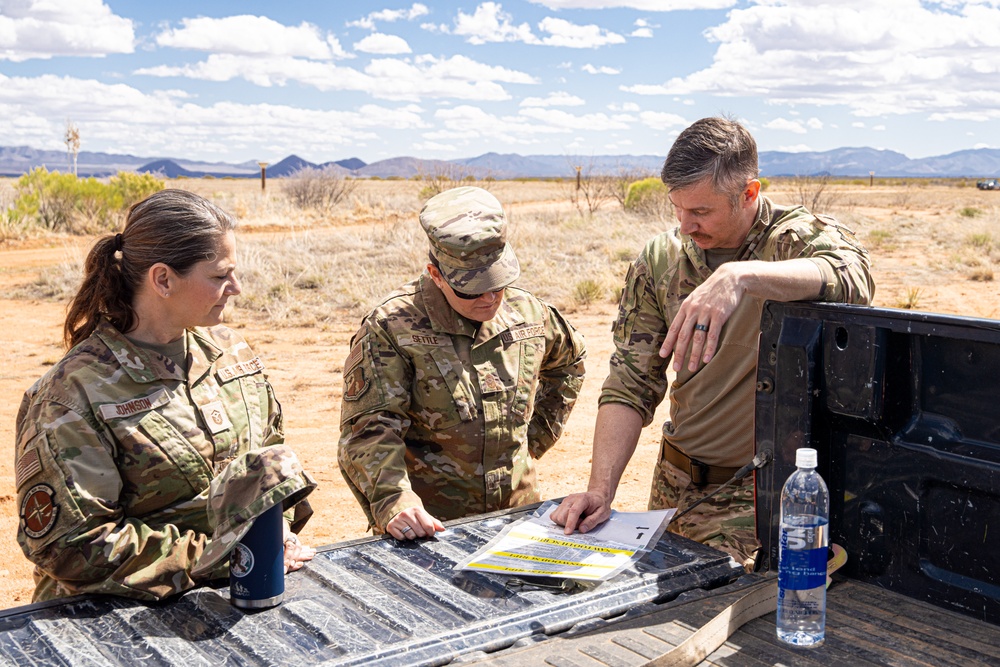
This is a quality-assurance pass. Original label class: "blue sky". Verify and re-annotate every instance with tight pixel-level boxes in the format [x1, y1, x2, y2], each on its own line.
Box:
[1, 0, 998, 165]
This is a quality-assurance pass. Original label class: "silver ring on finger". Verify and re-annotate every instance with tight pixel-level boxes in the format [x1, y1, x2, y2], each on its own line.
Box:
[401, 526, 412, 534]
[694, 323, 709, 332]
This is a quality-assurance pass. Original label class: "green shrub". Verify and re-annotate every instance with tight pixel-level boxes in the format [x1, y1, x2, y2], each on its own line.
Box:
[624, 177, 670, 217]
[959, 207, 982, 218]
[759, 176, 771, 191]
[9, 168, 164, 234]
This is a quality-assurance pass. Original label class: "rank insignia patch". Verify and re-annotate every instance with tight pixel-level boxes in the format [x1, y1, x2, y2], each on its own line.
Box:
[344, 366, 370, 401]
[21, 484, 59, 539]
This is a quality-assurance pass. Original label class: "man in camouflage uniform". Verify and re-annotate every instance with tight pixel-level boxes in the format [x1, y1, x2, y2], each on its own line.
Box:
[339, 186, 587, 540]
[15, 321, 314, 601]
[553, 117, 874, 567]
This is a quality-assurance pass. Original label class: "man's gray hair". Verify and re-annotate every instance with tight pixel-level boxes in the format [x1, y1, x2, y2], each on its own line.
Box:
[660, 117, 760, 198]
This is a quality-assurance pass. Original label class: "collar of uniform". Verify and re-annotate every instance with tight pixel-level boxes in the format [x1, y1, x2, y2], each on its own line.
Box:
[421, 272, 478, 338]
[683, 194, 774, 269]
[186, 327, 225, 385]
[474, 297, 524, 347]
[94, 320, 186, 384]
[419, 273, 524, 344]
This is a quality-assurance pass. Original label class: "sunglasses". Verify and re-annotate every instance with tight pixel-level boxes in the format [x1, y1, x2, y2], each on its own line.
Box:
[452, 287, 500, 300]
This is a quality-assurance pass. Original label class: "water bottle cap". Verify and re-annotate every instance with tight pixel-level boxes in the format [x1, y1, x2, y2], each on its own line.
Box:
[795, 448, 818, 468]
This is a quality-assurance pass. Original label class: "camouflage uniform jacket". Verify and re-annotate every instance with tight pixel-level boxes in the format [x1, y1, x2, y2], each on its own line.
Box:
[339, 274, 587, 531]
[602, 196, 874, 467]
[14, 320, 285, 602]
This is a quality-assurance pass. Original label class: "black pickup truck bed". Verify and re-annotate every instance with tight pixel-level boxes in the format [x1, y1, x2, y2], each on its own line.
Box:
[1, 302, 997, 666]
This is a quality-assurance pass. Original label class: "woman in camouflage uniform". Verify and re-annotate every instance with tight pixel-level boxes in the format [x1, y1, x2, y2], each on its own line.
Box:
[14, 190, 315, 602]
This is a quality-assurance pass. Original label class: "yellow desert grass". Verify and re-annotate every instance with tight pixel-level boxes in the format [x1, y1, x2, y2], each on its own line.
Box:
[5, 176, 1000, 321]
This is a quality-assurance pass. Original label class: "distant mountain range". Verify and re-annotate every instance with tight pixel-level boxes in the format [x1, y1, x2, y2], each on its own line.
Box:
[2, 144, 999, 179]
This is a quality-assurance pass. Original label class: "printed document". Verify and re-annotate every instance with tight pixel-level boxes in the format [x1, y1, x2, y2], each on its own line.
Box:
[455, 500, 674, 581]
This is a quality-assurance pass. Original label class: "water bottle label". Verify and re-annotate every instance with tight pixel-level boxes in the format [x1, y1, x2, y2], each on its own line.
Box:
[230, 543, 255, 579]
[778, 543, 826, 590]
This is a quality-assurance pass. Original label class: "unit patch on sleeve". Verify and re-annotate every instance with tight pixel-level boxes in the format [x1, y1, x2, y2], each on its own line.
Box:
[343, 366, 370, 401]
[21, 483, 59, 539]
[501, 323, 545, 344]
[216, 356, 265, 382]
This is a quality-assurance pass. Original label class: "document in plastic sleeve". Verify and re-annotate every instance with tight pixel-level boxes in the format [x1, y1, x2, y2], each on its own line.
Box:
[455, 500, 674, 581]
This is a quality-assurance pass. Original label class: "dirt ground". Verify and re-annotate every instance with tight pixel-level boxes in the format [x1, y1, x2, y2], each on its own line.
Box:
[0, 181, 997, 608]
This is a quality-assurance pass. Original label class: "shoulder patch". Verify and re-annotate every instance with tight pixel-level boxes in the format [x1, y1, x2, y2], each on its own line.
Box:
[501, 323, 545, 344]
[15, 448, 42, 489]
[343, 366, 370, 401]
[21, 483, 59, 539]
[98, 388, 170, 421]
[397, 333, 451, 347]
[216, 356, 265, 382]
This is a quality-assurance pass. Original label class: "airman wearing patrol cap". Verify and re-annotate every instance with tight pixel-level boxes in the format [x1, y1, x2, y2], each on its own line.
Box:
[339, 186, 587, 540]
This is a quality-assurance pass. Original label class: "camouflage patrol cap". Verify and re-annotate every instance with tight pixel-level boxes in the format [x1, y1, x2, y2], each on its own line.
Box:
[420, 186, 520, 293]
[191, 445, 316, 578]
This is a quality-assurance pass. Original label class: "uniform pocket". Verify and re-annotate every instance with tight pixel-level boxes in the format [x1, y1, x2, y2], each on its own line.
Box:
[413, 347, 477, 429]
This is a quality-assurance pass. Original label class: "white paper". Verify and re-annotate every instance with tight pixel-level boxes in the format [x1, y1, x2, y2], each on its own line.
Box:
[455, 500, 675, 581]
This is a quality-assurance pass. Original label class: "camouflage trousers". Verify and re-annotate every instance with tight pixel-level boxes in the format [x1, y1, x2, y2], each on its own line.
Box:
[648, 453, 759, 570]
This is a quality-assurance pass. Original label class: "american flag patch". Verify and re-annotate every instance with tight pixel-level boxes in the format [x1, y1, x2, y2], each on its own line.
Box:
[15, 448, 42, 488]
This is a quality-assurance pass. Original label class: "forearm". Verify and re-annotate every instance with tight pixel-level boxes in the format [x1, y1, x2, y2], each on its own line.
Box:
[34, 519, 215, 601]
[586, 403, 645, 502]
[338, 415, 422, 529]
[727, 258, 825, 303]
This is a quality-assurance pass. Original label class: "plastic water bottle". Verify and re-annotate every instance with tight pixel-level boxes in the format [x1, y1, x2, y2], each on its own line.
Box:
[777, 447, 829, 647]
[230, 503, 285, 609]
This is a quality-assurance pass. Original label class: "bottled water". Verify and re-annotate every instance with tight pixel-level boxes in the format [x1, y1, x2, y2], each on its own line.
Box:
[776, 447, 829, 647]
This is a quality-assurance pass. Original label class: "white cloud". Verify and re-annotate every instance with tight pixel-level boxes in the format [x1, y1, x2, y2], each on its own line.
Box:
[582, 63, 621, 74]
[155, 15, 349, 59]
[765, 118, 809, 133]
[609, 102, 641, 112]
[519, 107, 630, 130]
[521, 91, 586, 106]
[538, 17, 626, 48]
[0, 73, 427, 160]
[137, 53, 535, 102]
[448, 3, 627, 48]
[625, 1, 1000, 122]
[526, 0, 735, 9]
[434, 105, 568, 146]
[0, 0, 134, 61]
[348, 3, 430, 30]
[354, 33, 412, 54]
[631, 28, 654, 37]
[451, 2, 539, 45]
[638, 110, 687, 129]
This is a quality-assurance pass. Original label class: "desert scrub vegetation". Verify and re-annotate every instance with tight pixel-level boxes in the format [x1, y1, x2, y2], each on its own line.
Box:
[624, 177, 671, 219]
[282, 167, 359, 213]
[2, 169, 163, 236]
[18, 203, 670, 325]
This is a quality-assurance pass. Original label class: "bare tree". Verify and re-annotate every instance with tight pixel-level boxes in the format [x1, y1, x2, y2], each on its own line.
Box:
[568, 158, 616, 215]
[64, 121, 80, 177]
[792, 173, 839, 212]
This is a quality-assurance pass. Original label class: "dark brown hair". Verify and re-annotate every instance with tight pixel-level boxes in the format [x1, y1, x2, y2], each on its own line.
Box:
[64, 189, 237, 348]
[660, 116, 760, 201]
